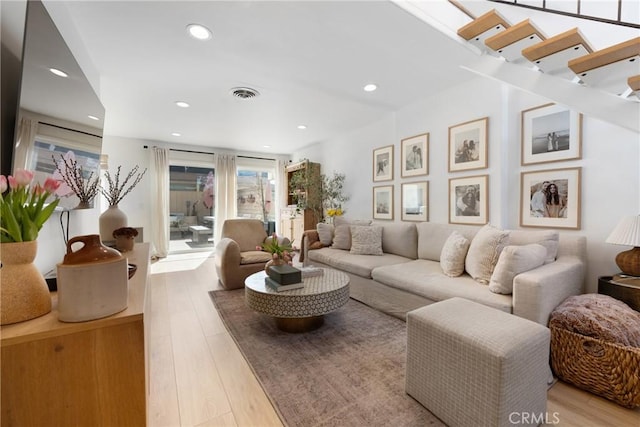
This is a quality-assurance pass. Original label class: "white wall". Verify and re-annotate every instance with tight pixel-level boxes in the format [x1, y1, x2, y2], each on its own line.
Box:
[294, 76, 640, 292]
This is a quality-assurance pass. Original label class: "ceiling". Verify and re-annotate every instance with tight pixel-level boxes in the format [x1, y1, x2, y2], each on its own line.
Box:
[40, 0, 479, 155]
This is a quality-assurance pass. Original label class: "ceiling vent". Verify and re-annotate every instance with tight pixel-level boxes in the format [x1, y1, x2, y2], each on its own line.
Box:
[230, 87, 260, 99]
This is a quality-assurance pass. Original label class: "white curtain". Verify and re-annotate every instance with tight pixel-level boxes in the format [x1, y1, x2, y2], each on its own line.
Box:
[214, 154, 237, 240]
[275, 159, 289, 235]
[151, 147, 170, 258]
[14, 118, 38, 170]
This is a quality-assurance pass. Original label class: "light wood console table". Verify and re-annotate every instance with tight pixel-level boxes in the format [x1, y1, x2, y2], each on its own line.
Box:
[1, 243, 151, 426]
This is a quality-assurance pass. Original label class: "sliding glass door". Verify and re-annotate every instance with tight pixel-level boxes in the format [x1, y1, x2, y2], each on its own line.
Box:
[236, 158, 276, 235]
[168, 163, 215, 253]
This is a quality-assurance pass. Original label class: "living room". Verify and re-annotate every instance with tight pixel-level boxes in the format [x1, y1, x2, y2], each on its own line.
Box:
[2, 0, 639, 426]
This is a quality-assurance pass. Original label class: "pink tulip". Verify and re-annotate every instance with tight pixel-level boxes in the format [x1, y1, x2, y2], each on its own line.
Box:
[12, 169, 34, 187]
[33, 183, 44, 196]
[43, 177, 61, 193]
[0, 176, 7, 193]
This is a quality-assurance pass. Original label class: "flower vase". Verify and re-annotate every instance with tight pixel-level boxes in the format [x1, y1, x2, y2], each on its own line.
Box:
[100, 205, 128, 244]
[0, 240, 52, 325]
[264, 257, 285, 274]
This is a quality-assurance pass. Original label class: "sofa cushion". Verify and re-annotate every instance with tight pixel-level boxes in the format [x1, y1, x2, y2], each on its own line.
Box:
[308, 247, 411, 278]
[465, 224, 510, 284]
[332, 217, 372, 250]
[417, 222, 479, 261]
[440, 231, 471, 277]
[317, 223, 334, 246]
[376, 222, 418, 259]
[372, 260, 512, 313]
[350, 225, 383, 255]
[509, 229, 560, 264]
[240, 250, 273, 265]
[489, 244, 547, 294]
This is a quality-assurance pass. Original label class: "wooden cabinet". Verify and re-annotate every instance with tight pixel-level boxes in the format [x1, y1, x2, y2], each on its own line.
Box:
[1, 243, 151, 427]
[283, 160, 321, 242]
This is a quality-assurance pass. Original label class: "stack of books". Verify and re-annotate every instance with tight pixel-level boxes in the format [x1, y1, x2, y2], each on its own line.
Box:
[266, 264, 303, 291]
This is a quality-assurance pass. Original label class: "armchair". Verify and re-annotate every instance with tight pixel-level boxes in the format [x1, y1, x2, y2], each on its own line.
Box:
[214, 219, 290, 289]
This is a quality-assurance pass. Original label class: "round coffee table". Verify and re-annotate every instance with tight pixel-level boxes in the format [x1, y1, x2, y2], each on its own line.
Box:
[245, 268, 350, 333]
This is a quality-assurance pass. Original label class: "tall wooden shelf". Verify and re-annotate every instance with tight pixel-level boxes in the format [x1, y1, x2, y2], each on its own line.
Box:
[1, 243, 151, 426]
[281, 160, 321, 245]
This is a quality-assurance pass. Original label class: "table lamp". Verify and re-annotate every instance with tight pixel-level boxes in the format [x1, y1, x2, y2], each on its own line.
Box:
[605, 215, 640, 277]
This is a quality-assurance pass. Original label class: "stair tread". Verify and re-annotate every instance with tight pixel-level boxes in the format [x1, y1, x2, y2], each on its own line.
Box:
[458, 9, 510, 41]
[485, 19, 545, 50]
[629, 75, 640, 92]
[569, 37, 640, 74]
[522, 28, 593, 62]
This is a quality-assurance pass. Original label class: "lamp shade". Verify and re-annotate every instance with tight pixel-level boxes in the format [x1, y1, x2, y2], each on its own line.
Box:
[606, 215, 640, 247]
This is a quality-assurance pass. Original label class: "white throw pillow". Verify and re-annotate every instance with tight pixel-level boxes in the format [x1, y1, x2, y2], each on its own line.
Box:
[440, 231, 470, 277]
[350, 226, 383, 255]
[465, 224, 510, 284]
[489, 244, 547, 294]
[316, 223, 334, 246]
[508, 230, 560, 264]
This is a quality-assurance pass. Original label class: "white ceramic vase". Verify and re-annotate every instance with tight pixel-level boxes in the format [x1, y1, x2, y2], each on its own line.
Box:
[99, 205, 128, 244]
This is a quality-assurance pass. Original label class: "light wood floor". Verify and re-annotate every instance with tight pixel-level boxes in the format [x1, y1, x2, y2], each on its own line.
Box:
[147, 251, 640, 427]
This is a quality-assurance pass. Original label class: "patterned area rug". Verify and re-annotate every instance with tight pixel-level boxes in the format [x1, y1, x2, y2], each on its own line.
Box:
[209, 289, 444, 427]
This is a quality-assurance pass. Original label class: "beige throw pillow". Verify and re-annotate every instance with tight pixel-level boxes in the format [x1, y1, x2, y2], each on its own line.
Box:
[440, 231, 470, 277]
[316, 223, 334, 246]
[508, 230, 560, 264]
[331, 218, 372, 250]
[489, 244, 547, 294]
[350, 226, 383, 255]
[465, 224, 510, 284]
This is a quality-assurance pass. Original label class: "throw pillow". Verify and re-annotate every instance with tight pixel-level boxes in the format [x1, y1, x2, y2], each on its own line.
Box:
[488, 244, 547, 294]
[508, 230, 560, 264]
[350, 225, 383, 255]
[465, 224, 510, 284]
[332, 225, 352, 250]
[316, 223, 334, 246]
[331, 218, 373, 250]
[440, 231, 471, 277]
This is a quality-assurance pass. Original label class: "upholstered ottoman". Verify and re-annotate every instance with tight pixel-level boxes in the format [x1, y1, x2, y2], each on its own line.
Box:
[406, 297, 550, 427]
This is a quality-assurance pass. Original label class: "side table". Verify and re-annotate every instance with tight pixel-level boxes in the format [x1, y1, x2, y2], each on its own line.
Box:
[598, 275, 640, 311]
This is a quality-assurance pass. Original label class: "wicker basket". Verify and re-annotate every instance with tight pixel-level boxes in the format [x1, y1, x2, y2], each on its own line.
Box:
[550, 326, 640, 408]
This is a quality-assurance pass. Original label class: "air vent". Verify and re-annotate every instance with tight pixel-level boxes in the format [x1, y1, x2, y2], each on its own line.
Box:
[230, 87, 260, 99]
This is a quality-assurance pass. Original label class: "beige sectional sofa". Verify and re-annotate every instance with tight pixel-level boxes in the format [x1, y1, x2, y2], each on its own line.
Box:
[301, 221, 586, 326]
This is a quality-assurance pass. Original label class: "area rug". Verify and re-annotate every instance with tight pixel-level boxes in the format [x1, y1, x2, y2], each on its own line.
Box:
[209, 289, 444, 427]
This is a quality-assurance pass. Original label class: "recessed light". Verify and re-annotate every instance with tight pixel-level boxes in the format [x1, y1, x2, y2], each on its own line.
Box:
[263, 145, 271, 148]
[175, 101, 190, 108]
[88, 115, 100, 121]
[49, 68, 68, 78]
[171, 132, 181, 137]
[297, 125, 307, 130]
[363, 83, 377, 92]
[186, 24, 212, 40]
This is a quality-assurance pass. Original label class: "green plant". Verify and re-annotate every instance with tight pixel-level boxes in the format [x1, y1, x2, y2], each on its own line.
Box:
[0, 169, 60, 242]
[257, 234, 293, 259]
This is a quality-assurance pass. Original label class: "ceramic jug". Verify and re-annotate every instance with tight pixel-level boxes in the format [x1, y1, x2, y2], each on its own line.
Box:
[63, 234, 123, 265]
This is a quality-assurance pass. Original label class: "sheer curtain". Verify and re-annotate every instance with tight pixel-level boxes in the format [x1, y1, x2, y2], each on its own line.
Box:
[13, 118, 38, 170]
[151, 147, 170, 258]
[275, 159, 289, 235]
[214, 154, 237, 240]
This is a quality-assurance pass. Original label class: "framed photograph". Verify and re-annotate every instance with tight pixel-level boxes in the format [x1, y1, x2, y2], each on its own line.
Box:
[520, 167, 581, 229]
[448, 117, 488, 172]
[373, 185, 394, 220]
[401, 181, 428, 222]
[449, 175, 488, 225]
[401, 133, 428, 177]
[521, 103, 582, 165]
[373, 145, 393, 182]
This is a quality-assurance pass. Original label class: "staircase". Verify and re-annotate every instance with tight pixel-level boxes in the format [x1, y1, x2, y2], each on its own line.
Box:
[393, 0, 640, 133]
